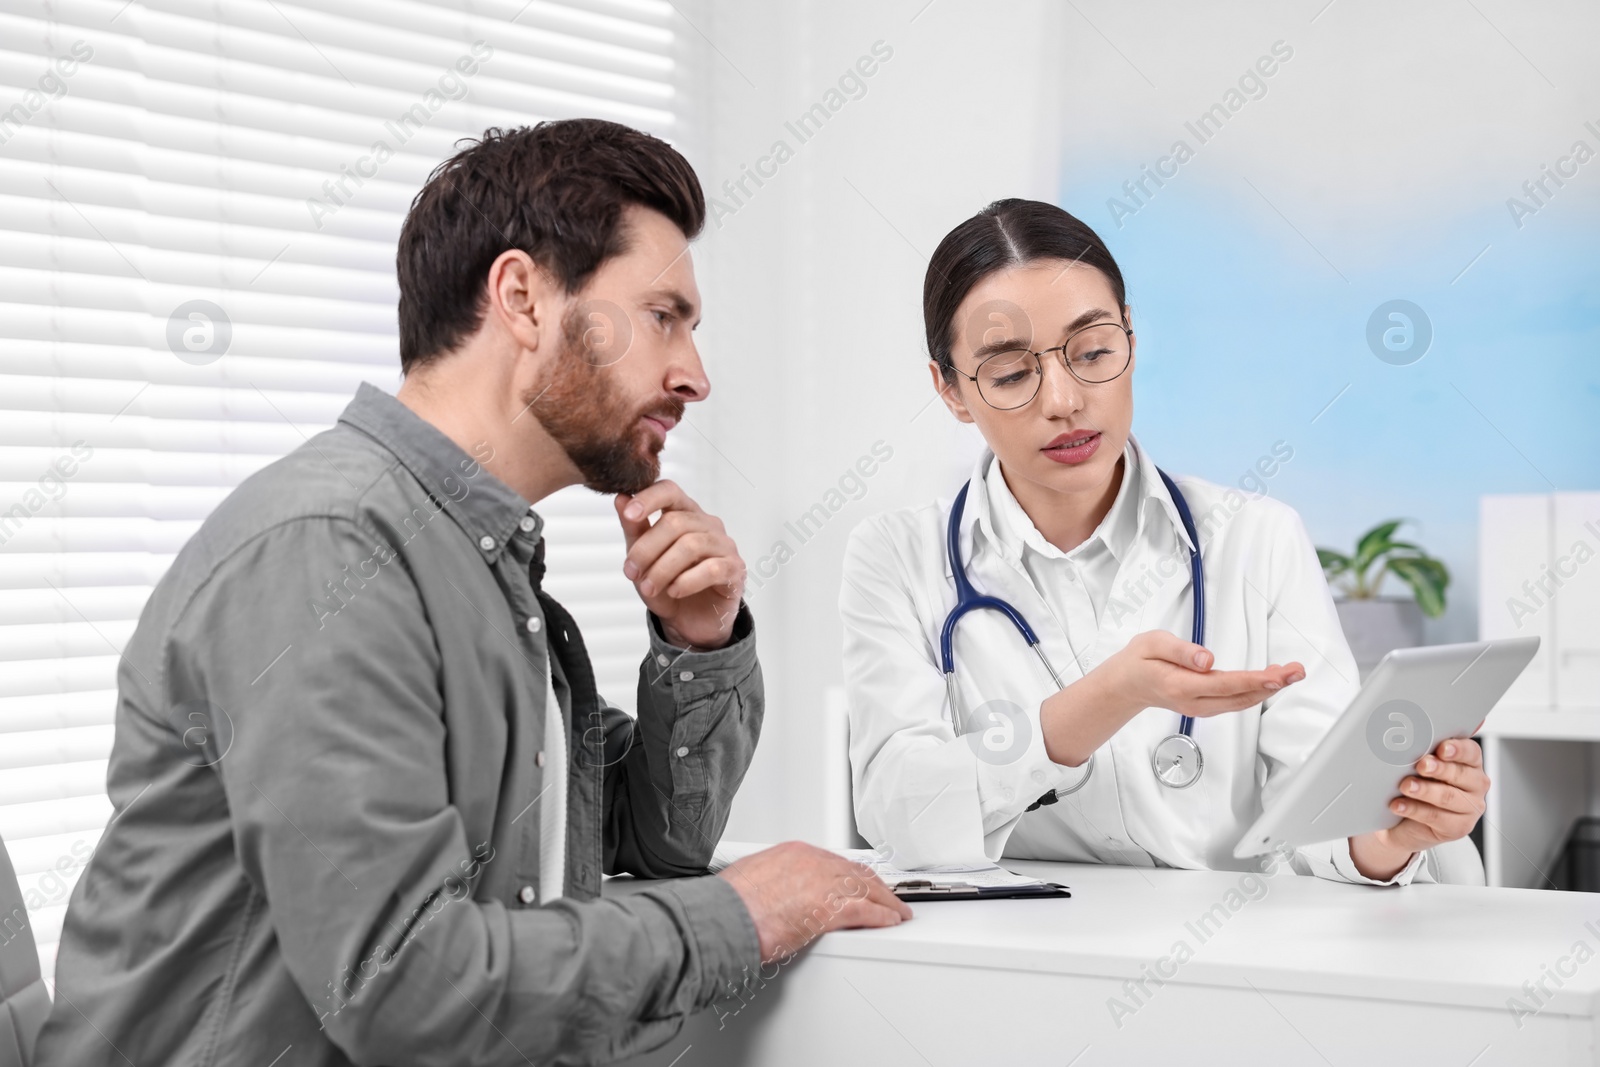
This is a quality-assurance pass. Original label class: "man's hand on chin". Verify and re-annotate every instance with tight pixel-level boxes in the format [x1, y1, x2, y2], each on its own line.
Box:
[617, 481, 745, 650]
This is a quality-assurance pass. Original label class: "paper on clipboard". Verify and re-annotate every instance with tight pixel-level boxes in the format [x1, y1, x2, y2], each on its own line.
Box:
[704, 843, 1056, 892]
[833, 848, 1047, 890]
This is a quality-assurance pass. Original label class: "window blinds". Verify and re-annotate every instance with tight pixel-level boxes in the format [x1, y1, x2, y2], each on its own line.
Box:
[0, 0, 692, 983]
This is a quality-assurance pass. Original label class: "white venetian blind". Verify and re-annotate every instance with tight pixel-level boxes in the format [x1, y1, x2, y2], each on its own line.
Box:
[0, 0, 696, 983]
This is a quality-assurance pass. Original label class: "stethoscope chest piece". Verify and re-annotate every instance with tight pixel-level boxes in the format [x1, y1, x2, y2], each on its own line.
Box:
[1151, 732, 1203, 788]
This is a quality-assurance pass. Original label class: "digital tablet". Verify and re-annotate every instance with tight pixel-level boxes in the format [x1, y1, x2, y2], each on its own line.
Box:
[1233, 636, 1539, 859]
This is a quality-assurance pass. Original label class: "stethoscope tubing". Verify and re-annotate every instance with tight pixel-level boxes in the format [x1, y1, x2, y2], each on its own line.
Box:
[941, 463, 1205, 777]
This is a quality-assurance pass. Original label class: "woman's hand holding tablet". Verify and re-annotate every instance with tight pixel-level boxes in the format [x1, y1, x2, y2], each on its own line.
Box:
[1234, 637, 1536, 872]
[1350, 734, 1489, 880]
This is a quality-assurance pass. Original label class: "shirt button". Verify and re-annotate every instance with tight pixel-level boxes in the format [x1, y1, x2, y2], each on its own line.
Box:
[535, 750, 546, 768]
[679, 670, 694, 682]
[478, 535, 495, 551]
[656, 653, 670, 667]
[526, 617, 541, 633]
[675, 746, 689, 758]
[518, 885, 535, 904]
[1031, 769, 1046, 783]
[519, 516, 537, 533]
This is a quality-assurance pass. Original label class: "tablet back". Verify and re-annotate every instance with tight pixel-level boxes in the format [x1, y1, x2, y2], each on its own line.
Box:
[1234, 636, 1539, 858]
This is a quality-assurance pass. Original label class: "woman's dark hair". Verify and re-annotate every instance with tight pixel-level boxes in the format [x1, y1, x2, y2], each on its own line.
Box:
[397, 118, 706, 374]
[923, 198, 1126, 383]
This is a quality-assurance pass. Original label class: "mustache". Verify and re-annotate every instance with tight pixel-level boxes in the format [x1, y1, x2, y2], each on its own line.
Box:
[642, 396, 686, 427]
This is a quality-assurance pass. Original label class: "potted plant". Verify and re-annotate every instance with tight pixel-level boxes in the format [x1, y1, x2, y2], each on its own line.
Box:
[1318, 520, 1451, 679]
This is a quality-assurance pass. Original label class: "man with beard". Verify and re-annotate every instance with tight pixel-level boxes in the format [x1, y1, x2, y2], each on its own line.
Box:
[33, 119, 910, 1067]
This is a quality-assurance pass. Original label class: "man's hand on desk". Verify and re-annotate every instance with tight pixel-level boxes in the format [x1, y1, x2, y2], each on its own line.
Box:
[618, 481, 744, 650]
[1350, 734, 1490, 881]
[718, 842, 913, 965]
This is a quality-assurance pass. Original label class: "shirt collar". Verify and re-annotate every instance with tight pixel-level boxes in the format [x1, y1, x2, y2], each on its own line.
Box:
[983, 436, 1141, 566]
[338, 382, 537, 560]
[950, 431, 1195, 578]
[1127, 432, 1197, 555]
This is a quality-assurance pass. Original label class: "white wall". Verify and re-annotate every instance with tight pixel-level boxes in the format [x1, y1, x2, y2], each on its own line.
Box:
[678, 0, 1069, 843]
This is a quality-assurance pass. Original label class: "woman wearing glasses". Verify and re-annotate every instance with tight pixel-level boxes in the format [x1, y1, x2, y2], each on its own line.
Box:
[841, 199, 1487, 884]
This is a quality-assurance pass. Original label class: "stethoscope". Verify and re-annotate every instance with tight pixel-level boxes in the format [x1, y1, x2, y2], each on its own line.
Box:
[940, 465, 1207, 802]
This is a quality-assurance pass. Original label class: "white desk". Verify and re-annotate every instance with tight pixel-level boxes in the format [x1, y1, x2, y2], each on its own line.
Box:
[618, 858, 1600, 1066]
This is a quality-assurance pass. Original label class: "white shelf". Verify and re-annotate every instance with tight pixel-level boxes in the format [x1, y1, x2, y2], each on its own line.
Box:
[1479, 706, 1600, 741]
[1477, 494, 1600, 888]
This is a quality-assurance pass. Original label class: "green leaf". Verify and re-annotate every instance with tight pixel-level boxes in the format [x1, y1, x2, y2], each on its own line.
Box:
[1419, 556, 1451, 591]
[1387, 555, 1450, 617]
[1317, 548, 1352, 578]
[1352, 520, 1405, 572]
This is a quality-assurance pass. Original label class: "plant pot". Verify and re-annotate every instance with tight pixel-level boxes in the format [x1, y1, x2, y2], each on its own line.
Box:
[1334, 596, 1424, 682]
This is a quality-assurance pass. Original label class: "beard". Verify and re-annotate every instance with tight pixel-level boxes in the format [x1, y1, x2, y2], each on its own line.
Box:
[523, 305, 685, 495]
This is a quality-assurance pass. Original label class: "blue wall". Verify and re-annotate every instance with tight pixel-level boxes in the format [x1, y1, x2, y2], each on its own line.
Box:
[1061, 168, 1600, 642]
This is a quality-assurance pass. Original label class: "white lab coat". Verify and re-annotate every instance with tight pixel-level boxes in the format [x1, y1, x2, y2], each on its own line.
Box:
[841, 436, 1433, 885]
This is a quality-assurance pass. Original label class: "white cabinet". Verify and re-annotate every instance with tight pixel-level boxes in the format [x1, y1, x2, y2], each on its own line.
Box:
[1553, 493, 1600, 705]
[1479, 492, 1600, 889]
[1479, 494, 1553, 706]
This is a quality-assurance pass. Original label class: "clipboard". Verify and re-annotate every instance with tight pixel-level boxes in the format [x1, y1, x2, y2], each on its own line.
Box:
[891, 879, 1071, 902]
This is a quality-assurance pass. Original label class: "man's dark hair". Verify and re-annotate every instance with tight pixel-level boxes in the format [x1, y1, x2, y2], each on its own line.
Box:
[923, 198, 1127, 383]
[396, 119, 706, 374]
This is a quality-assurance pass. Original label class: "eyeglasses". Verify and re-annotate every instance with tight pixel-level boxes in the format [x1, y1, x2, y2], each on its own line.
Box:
[949, 321, 1132, 411]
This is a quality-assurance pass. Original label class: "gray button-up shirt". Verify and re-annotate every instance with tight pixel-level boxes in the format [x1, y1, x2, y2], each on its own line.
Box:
[35, 383, 764, 1067]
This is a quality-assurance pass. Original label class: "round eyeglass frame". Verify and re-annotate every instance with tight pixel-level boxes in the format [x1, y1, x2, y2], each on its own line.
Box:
[948, 321, 1133, 410]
